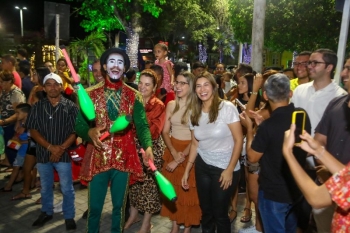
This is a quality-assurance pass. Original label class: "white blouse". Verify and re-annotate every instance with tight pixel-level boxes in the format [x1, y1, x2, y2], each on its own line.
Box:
[190, 101, 241, 170]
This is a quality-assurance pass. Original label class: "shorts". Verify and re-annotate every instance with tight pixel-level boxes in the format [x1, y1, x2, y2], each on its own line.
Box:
[26, 139, 36, 156]
[243, 154, 260, 174]
[13, 156, 25, 167]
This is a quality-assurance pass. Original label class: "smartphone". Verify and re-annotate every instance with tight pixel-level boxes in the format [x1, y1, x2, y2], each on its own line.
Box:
[235, 99, 246, 110]
[292, 111, 306, 144]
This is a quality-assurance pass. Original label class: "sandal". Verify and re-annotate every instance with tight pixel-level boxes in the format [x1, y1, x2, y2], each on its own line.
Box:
[35, 197, 41, 204]
[124, 218, 141, 229]
[0, 187, 12, 192]
[240, 208, 252, 223]
[11, 191, 32, 200]
[229, 209, 237, 222]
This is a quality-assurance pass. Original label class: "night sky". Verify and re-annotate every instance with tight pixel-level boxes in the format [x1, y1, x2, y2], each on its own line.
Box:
[0, 0, 86, 39]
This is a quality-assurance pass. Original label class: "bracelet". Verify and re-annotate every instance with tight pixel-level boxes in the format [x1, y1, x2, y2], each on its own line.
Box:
[251, 92, 258, 95]
[314, 146, 325, 160]
[47, 144, 52, 150]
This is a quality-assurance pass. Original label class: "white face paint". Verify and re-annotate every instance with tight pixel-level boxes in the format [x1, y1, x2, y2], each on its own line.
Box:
[104, 53, 125, 81]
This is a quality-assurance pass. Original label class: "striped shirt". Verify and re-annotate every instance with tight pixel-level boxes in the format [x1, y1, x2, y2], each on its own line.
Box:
[26, 96, 79, 163]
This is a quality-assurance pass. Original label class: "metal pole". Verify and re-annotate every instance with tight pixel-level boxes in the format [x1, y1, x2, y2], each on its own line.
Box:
[335, 0, 350, 84]
[55, 14, 60, 63]
[20, 9, 23, 37]
[251, 0, 266, 73]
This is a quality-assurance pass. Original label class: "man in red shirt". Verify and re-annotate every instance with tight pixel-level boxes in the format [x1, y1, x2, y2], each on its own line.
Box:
[1, 55, 22, 89]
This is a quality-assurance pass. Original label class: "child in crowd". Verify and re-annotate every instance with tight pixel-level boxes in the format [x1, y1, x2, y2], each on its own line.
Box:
[154, 43, 174, 92]
[150, 64, 175, 106]
[1, 103, 31, 192]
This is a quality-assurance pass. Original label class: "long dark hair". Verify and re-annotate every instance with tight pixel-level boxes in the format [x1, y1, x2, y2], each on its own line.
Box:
[238, 73, 260, 108]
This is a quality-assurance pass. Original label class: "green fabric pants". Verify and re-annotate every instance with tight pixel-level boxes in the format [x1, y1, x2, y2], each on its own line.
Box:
[87, 169, 129, 233]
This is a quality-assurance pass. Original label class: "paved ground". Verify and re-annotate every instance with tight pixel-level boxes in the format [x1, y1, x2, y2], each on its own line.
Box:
[0, 169, 256, 233]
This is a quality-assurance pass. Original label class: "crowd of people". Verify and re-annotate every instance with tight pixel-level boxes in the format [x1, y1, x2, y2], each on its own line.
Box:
[0, 45, 349, 233]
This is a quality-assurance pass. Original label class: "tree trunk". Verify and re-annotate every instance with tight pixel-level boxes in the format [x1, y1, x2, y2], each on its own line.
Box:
[125, 2, 142, 70]
[251, 0, 266, 73]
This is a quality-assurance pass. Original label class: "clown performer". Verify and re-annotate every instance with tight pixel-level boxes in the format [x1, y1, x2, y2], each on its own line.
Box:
[75, 48, 154, 233]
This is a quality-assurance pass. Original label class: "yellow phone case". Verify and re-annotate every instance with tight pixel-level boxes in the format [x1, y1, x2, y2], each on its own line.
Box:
[292, 111, 306, 145]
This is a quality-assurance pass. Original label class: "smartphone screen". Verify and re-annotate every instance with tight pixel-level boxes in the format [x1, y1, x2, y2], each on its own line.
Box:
[292, 111, 306, 144]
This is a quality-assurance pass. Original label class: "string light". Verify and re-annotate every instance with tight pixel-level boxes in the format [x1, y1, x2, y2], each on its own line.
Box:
[126, 27, 139, 69]
[198, 44, 207, 64]
[242, 43, 252, 64]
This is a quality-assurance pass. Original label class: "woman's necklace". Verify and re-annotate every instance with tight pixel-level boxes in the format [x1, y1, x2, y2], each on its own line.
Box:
[44, 105, 60, 119]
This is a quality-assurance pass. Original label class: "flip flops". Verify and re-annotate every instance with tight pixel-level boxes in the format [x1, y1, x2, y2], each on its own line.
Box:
[240, 208, 252, 223]
[11, 191, 32, 200]
[0, 187, 12, 192]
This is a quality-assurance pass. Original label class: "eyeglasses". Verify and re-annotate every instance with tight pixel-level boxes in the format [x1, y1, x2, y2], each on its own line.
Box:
[308, 61, 327, 67]
[174, 81, 189, 86]
[292, 62, 308, 67]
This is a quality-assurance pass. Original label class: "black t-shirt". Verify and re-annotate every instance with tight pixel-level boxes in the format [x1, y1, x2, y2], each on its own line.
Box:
[315, 94, 350, 164]
[251, 103, 311, 203]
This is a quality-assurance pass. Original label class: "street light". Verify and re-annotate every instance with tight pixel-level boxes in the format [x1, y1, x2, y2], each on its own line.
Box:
[15, 6, 27, 37]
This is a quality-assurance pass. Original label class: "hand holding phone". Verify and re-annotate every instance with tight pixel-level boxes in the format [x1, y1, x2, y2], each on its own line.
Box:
[235, 99, 246, 110]
[292, 111, 306, 145]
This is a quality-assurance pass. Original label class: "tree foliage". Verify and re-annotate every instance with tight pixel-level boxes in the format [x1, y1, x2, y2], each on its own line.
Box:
[230, 0, 343, 52]
[68, 0, 166, 33]
[69, 31, 107, 85]
[140, 0, 216, 43]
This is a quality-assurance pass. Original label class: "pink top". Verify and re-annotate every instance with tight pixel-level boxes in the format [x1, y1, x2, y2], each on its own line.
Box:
[325, 163, 350, 232]
[155, 60, 173, 92]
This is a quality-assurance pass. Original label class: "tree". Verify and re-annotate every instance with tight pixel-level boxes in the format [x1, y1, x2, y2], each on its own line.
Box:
[209, 0, 237, 63]
[230, 0, 343, 52]
[69, 31, 107, 86]
[68, 0, 166, 68]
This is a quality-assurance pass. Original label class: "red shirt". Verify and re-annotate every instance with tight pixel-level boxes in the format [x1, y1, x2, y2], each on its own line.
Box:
[13, 71, 22, 89]
[325, 163, 350, 232]
[155, 88, 175, 107]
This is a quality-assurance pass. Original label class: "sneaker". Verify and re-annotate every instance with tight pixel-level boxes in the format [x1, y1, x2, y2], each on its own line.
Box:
[65, 219, 77, 230]
[32, 212, 53, 227]
[238, 225, 261, 233]
[53, 200, 63, 213]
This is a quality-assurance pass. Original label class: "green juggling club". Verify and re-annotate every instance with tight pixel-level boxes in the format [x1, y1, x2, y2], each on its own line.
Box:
[60, 46, 96, 121]
[141, 148, 177, 202]
[99, 115, 132, 141]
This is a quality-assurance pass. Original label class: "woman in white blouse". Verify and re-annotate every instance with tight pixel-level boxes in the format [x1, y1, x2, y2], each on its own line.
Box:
[181, 71, 243, 233]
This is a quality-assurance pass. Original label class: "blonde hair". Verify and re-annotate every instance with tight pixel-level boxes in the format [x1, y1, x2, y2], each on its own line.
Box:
[190, 71, 222, 126]
[154, 43, 169, 52]
[171, 71, 195, 125]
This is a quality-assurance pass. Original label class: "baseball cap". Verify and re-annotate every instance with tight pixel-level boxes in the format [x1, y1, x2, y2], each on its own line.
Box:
[43, 73, 63, 85]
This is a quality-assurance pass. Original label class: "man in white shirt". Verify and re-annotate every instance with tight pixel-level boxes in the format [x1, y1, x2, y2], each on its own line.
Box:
[291, 48, 346, 135]
[291, 48, 346, 233]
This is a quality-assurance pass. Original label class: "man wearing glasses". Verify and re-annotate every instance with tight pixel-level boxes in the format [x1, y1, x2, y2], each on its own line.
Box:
[291, 49, 347, 233]
[290, 51, 311, 91]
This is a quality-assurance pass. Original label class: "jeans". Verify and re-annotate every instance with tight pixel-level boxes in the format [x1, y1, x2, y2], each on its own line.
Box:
[195, 155, 239, 233]
[258, 190, 297, 233]
[37, 162, 75, 219]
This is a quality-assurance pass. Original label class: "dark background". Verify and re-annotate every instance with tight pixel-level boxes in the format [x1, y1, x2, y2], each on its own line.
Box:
[0, 0, 86, 39]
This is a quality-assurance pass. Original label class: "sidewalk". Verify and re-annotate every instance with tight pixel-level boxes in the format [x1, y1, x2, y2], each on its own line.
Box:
[0, 170, 255, 233]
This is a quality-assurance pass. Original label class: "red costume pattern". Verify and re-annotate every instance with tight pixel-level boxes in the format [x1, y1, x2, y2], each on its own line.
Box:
[79, 81, 144, 184]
